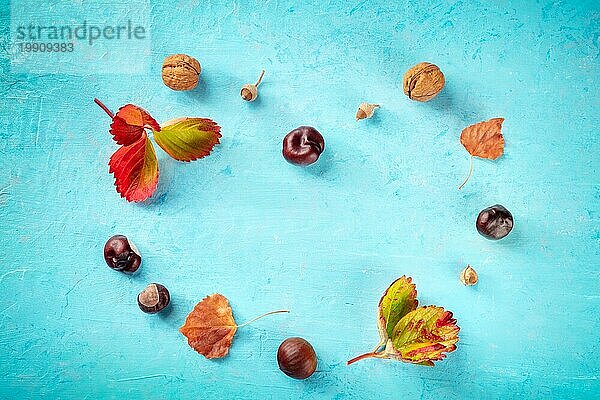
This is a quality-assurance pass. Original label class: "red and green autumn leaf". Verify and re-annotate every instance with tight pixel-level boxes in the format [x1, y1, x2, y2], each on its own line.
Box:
[108, 132, 158, 202]
[110, 104, 161, 146]
[95, 99, 221, 202]
[348, 277, 459, 366]
[153, 118, 222, 162]
[377, 276, 418, 340]
[387, 306, 459, 366]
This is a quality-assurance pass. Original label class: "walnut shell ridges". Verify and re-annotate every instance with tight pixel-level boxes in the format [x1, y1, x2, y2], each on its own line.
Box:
[403, 62, 445, 102]
[162, 54, 201, 91]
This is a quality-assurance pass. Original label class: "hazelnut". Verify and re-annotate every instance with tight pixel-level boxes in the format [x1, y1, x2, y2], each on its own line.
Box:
[403, 62, 445, 102]
[162, 54, 201, 91]
[460, 265, 478, 286]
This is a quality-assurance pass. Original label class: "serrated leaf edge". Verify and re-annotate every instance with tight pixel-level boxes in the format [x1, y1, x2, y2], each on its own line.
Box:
[153, 118, 221, 162]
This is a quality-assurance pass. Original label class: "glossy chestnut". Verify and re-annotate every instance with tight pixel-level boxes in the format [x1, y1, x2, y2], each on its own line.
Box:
[476, 204, 514, 240]
[103, 235, 141, 273]
[277, 337, 317, 379]
[282, 126, 324, 166]
[137, 283, 170, 314]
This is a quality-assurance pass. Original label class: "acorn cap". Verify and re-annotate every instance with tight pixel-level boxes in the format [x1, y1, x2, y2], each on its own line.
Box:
[241, 70, 265, 102]
[241, 84, 258, 101]
[356, 102, 379, 121]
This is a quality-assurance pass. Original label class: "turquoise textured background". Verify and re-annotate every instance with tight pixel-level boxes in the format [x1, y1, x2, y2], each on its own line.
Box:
[1, 1, 599, 399]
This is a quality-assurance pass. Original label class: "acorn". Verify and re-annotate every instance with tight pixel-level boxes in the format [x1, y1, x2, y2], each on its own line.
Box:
[355, 102, 379, 121]
[240, 70, 265, 102]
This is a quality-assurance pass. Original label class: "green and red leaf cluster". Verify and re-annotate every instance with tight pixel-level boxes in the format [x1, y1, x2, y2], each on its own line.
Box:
[95, 99, 221, 202]
[348, 276, 459, 367]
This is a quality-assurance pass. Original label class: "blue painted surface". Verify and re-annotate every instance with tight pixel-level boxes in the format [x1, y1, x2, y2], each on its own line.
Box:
[1, 1, 599, 399]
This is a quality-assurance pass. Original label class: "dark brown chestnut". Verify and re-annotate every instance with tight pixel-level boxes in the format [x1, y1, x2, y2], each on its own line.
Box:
[103, 235, 141, 273]
[282, 126, 324, 166]
[137, 283, 170, 314]
[277, 337, 317, 379]
[476, 204, 514, 240]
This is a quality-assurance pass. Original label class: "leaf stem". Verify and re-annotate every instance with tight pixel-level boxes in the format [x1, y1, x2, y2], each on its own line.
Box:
[236, 309, 289, 328]
[94, 98, 114, 119]
[372, 339, 385, 353]
[458, 155, 474, 190]
[347, 351, 384, 365]
[255, 69, 265, 87]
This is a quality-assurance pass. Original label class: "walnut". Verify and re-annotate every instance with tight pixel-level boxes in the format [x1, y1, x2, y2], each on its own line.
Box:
[162, 54, 201, 91]
[403, 62, 445, 102]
